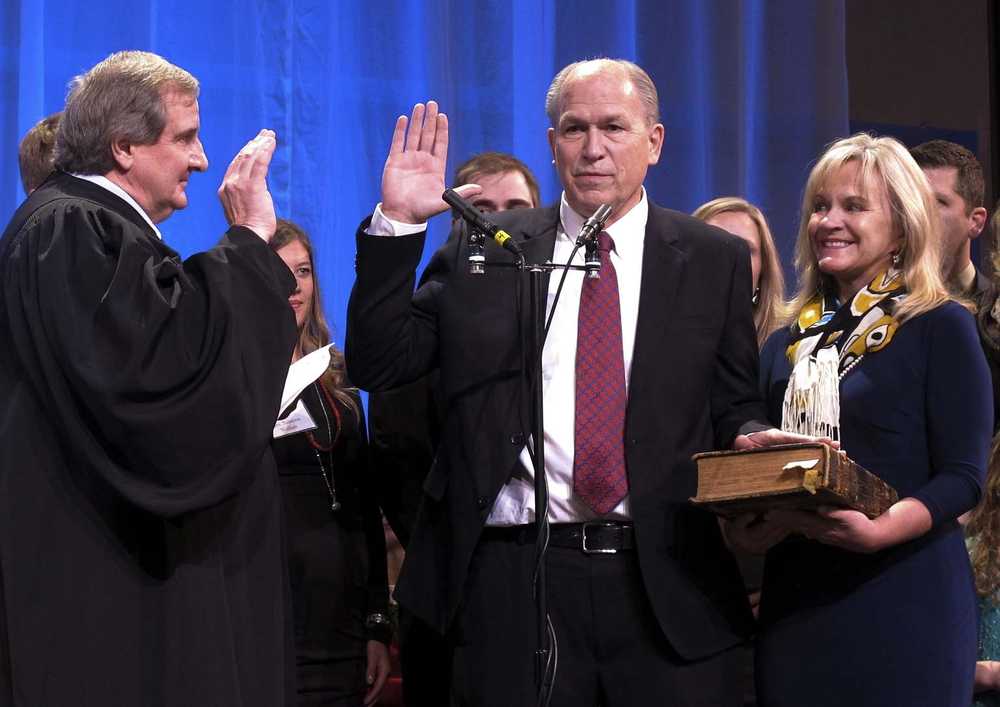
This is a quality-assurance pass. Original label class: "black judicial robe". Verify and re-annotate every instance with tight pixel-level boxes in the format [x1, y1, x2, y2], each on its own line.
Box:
[0, 173, 298, 706]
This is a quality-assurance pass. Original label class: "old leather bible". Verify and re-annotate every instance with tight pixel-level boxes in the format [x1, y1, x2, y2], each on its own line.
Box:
[690, 443, 898, 518]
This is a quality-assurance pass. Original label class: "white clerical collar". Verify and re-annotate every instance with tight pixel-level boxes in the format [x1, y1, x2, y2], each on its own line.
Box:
[558, 187, 649, 258]
[71, 174, 162, 240]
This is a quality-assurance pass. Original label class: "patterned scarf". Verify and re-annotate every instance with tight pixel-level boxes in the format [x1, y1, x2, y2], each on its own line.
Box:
[782, 269, 907, 439]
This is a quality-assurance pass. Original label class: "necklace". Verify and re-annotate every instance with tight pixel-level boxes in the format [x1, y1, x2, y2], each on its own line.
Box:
[308, 382, 340, 512]
[839, 354, 864, 381]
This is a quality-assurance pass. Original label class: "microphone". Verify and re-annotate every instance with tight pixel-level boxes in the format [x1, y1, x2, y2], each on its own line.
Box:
[443, 188, 523, 257]
[575, 203, 613, 247]
[578, 204, 613, 279]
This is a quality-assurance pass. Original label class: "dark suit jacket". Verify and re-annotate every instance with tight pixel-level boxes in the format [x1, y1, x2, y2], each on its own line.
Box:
[347, 201, 766, 661]
[368, 371, 443, 547]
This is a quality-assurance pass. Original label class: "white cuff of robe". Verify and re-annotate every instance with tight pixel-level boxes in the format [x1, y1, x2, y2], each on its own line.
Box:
[366, 203, 427, 237]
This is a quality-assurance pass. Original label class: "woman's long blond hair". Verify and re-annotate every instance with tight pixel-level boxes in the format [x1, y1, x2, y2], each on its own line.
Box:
[270, 219, 359, 419]
[693, 197, 788, 347]
[787, 133, 950, 325]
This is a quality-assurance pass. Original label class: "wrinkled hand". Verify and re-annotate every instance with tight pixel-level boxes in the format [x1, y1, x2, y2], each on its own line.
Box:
[723, 513, 791, 555]
[381, 101, 458, 224]
[768, 506, 884, 553]
[218, 129, 277, 241]
[363, 640, 391, 706]
[733, 428, 840, 451]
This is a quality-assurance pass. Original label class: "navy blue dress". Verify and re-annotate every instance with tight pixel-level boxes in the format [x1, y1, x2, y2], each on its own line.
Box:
[756, 302, 992, 707]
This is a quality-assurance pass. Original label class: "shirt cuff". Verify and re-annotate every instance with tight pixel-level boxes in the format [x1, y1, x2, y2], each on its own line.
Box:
[366, 203, 427, 237]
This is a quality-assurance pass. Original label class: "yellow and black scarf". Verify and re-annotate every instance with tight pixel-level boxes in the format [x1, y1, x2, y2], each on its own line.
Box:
[782, 269, 906, 439]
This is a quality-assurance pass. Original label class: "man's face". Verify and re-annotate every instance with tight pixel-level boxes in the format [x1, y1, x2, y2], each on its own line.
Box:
[468, 170, 536, 213]
[922, 166, 979, 267]
[124, 91, 208, 223]
[547, 68, 663, 224]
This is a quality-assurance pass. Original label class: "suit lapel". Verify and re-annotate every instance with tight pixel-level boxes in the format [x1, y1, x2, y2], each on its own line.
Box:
[629, 204, 686, 416]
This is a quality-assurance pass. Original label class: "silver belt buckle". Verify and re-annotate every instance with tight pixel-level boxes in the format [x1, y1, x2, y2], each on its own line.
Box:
[582, 521, 619, 554]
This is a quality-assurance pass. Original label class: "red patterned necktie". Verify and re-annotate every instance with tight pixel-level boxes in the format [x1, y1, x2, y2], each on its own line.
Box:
[573, 231, 628, 514]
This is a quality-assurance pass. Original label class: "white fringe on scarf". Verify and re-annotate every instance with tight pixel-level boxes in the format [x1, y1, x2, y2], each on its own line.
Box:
[781, 346, 840, 440]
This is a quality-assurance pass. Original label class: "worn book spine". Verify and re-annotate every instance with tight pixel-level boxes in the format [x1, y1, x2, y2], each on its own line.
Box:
[690, 445, 898, 518]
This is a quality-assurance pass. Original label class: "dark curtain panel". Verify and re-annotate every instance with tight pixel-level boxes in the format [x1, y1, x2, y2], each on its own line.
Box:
[1, 0, 848, 344]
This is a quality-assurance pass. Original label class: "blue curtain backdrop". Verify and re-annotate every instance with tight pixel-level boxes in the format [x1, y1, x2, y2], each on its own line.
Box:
[0, 0, 848, 349]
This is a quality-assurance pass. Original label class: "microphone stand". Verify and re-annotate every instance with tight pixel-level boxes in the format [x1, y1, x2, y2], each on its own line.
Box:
[466, 234, 597, 706]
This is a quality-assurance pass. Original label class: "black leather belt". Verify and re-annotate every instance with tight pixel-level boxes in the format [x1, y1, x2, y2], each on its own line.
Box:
[482, 521, 635, 554]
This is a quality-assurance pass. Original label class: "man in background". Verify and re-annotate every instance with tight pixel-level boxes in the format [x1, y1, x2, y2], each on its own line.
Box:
[17, 111, 61, 194]
[369, 150, 540, 706]
[910, 139, 989, 298]
[0, 50, 296, 706]
[911, 139, 996, 427]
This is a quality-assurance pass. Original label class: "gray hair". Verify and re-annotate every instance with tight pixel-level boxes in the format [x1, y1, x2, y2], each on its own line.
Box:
[545, 58, 660, 128]
[54, 50, 199, 175]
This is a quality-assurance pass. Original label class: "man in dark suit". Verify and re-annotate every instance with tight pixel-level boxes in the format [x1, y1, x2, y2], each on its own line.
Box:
[910, 140, 999, 431]
[369, 151, 542, 706]
[347, 59, 804, 706]
[910, 140, 989, 300]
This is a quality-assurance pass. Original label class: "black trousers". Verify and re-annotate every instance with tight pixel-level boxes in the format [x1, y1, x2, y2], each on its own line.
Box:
[399, 605, 452, 706]
[449, 530, 743, 707]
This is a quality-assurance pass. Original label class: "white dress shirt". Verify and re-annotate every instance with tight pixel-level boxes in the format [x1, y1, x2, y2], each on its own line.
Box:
[72, 174, 162, 239]
[366, 191, 649, 524]
[489, 191, 647, 524]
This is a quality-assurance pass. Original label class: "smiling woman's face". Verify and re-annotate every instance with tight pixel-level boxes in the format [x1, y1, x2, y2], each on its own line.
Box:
[276, 239, 314, 330]
[809, 160, 901, 300]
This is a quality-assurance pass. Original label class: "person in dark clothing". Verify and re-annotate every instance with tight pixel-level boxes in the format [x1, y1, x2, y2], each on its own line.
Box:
[745, 133, 991, 707]
[271, 218, 392, 706]
[0, 50, 298, 706]
[910, 141, 998, 431]
[368, 151, 540, 706]
[348, 59, 816, 707]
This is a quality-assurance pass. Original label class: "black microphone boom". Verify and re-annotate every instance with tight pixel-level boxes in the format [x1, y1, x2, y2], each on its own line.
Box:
[442, 188, 523, 257]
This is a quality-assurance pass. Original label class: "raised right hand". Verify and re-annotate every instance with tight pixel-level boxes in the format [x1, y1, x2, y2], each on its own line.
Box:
[218, 129, 277, 241]
[380, 102, 453, 224]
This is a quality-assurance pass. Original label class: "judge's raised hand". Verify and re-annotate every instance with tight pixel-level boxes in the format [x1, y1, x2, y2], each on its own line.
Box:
[381, 101, 467, 224]
[218, 129, 277, 241]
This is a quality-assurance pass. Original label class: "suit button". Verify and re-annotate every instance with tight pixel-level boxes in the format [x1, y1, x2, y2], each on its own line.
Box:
[510, 433, 524, 445]
[477, 496, 490, 509]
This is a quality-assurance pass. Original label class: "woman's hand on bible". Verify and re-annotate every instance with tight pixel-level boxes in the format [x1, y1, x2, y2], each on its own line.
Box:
[768, 506, 884, 553]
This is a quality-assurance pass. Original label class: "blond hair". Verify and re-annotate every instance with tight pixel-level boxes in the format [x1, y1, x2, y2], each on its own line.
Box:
[788, 133, 950, 326]
[693, 197, 788, 347]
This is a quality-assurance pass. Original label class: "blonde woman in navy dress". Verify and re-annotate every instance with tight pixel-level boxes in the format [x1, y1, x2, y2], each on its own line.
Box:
[746, 134, 991, 706]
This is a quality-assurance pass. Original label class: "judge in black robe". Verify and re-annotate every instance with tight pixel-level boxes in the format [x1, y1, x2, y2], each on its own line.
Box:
[0, 168, 297, 704]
